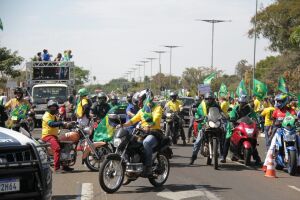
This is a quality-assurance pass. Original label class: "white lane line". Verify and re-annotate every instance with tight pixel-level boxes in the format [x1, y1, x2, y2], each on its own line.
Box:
[81, 183, 93, 200]
[288, 185, 300, 192]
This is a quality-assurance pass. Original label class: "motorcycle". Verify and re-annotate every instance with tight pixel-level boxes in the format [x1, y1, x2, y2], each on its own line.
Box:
[40, 122, 113, 171]
[164, 110, 183, 144]
[230, 116, 259, 166]
[200, 107, 224, 170]
[99, 122, 172, 194]
[274, 115, 300, 176]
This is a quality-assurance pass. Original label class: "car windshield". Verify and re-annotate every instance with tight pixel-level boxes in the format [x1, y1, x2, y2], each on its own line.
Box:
[237, 116, 254, 125]
[33, 87, 67, 104]
[179, 98, 194, 106]
[207, 107, 222, 122]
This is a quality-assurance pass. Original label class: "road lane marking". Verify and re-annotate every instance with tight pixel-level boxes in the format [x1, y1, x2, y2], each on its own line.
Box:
[288, 185, 300, 192]
[157, 185, 220, 200]
[81, 183, 93, 200]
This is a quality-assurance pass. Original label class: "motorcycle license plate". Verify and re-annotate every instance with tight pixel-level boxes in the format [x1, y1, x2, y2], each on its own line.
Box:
[0, 178, 20, 193]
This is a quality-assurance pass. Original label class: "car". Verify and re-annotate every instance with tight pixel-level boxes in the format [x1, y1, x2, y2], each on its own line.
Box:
[0, 128, 52, 200]
[179, 97, 195, 126]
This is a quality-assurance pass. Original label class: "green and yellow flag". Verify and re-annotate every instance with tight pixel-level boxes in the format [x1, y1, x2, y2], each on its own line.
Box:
[278, 76, 288, 94]
[235, 79, 247, 97]
[219, 83, 228, 97]
[203, 72, 216, 85]
[253, 79, 268, 100]
[0, 18, 3, 31]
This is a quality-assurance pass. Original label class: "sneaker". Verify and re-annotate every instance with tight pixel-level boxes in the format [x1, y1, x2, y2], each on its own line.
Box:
[54, 168, 65, 174]
[182, 140, 186, 146]
[220, 158, 226, 163]
[189, 155, 196, 165]
[62, 166, 74, 172]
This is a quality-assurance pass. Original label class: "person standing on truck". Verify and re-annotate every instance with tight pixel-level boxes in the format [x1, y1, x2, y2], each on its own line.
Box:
[5, 87, 31, 131]
[76, 88, 91, 127]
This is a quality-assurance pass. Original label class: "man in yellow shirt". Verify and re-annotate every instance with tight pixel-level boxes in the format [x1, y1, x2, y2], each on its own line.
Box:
[76, 88, 91, 127]
[164, 92, 186, 145]
[219, 97, 229, 117]
[5, 87, 31, 131]
[121, 89, 162, 176]
[260, 98, 275, 149]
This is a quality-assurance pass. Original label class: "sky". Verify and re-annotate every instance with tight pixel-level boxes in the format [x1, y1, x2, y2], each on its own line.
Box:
[0, 0, 276, 84]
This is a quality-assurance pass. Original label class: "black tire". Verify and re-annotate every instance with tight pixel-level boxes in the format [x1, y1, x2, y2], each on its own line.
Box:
[149, 154, 170, 187]
[213, 138, 218, 170]
[165, 124, 171, 137]
[85, 146, 112, 172]
[206, 141, 212, 165]
[288, 150, 297, 176]
[99, 157, 124, 193]
[244, 148, 252, 166]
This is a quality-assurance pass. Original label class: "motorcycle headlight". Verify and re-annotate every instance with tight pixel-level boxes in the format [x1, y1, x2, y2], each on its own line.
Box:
[113, 138, 122, 148]
[166, 113, 172, 118]
[208, 121, 220, 128]
[245, 128, 254, 136]
[284, 133, 296, 142]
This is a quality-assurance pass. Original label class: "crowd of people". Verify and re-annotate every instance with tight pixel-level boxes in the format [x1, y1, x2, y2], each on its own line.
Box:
[32, 49, 73, 62]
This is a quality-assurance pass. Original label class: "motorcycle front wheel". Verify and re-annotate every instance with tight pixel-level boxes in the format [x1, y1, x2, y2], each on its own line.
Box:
[85, 146, 112, 171]
[213, 138, 218, 170]
[244, 148, 252, 166]
[149, 154, 170, 187]
[99, 157, 125, 193]
[288, 150, 297, 176]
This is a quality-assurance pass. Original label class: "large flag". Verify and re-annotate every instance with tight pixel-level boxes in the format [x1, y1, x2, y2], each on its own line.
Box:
[278, 76, 288, 93]
[253, 79, 268, 100]
[203, 72, 216, 85]
[235, 79, 247, 97]
[219, 83, 228, 97]
[0, 18, 3, 31]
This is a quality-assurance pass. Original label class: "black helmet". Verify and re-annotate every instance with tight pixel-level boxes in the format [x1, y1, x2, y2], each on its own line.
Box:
[97, 92, 107, 101]
[14, 87, 24, 95]
[111, 95, 118, 100]
[170, 91, 178, 98]
[47, 100, 59, 109]
[126, 92, 133, 103]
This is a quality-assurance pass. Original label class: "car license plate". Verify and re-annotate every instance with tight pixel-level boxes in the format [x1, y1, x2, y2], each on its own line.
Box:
[0, 178, 20, 193]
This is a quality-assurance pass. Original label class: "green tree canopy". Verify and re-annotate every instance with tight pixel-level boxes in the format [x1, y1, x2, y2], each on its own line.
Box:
[0, 46, 23, 78]
[74, 66, 89, 86]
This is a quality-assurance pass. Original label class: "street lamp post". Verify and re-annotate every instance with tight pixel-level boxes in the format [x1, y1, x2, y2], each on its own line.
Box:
[253, 0, 258, 93]
[153, 50, 165, 90]
[135, 64, 143, 83]
[146, 58, 156, 90]
[130, 67, 137, 82]
[140, 61, 149, 87]
[164, 45, 179, 89]
[196, 19, 231, 70]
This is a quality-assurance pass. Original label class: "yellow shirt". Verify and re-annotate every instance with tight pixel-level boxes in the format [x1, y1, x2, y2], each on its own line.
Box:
[42, 111, 59, 138]
[5, 98, 31, 121]
[165, 100, 183, 112]
[220, 101, 229, 116]
[130, 105, 162, 130]
[261, 107, 275, 126]
[5, 98, 31, 111]
[76, 98, 88, 118]
[254, 99, 261, 112]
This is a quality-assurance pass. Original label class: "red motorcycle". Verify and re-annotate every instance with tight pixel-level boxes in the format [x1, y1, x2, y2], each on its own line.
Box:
[230, 116, 259, 166]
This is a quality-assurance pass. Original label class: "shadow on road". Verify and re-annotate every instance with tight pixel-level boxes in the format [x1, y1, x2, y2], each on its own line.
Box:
[52, 195, 78, 200]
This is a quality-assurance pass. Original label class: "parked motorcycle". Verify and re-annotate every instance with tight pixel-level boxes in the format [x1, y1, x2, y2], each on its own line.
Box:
[230, 116, 259, 166]
[165, 110, 183, 144]
[200, 107, 224, 170]
[99, 123, 172, 193]
[274, 115, 300, 176]
[40, 122, 113, 171]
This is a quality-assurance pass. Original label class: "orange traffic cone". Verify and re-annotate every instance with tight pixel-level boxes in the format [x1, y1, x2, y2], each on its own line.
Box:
[262, 149, 272, 172]
[264, 152, 277, 178]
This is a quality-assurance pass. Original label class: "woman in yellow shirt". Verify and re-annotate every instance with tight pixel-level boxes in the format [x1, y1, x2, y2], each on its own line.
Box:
[260, 98, 275, 149]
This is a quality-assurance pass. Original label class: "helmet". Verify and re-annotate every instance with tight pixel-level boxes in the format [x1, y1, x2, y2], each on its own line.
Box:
[274, 94, 288, 109]
[238, 95, 248, 103]
[97, 92, 107, 101]
[110, 95, 118, 100]
[132, 92, 140, 106]
[194, 96, 200, 104]
[204, 92, 215, 100]
[126, 92, 133, 103]
[78, 88, 89, 97]
[47, 100, 59, 108]
[14, 87, 24, 95]
[282, 114, 296, 130]
[137, 89, 153, 108]
[170, 92, 178, 98]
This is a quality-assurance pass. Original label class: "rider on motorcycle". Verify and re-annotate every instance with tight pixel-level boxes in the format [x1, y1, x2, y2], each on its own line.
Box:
[187, 96, 201, 143]
[41, 100, 74, 173]
[189, 92, 220, 165]
[76, 88, 91, 127]
[90, 92, 111, 122]
[109, 95, 120, 108]
[5, 87, 31, 132]
[125, 92, 139, 132]
[221, 94, 261, 164]
[164, 91, 186, 145]
[120, 89, 163, 176]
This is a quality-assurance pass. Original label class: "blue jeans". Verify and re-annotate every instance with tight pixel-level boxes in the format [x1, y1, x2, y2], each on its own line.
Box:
[192, 129, 203, 158]
[143, 134, 158, 167]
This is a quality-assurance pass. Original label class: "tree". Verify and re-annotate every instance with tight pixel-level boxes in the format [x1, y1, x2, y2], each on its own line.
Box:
[248, 0, 300, 52]
[235, 59, 252, 79]
[0, 46, 23, 79]
[74, 66, 89, 86]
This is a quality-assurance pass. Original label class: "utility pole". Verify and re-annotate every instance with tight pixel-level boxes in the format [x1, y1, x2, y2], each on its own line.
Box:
[164, 45, 180, 89]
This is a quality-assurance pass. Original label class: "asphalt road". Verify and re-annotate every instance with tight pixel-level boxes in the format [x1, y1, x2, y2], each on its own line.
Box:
[32, 129, 300, 200]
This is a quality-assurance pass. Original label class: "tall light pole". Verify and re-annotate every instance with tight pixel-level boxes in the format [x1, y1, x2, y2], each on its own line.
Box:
[146, 58, 156, 90]
[196, 19, 231, 70]
[140, 61, 148, 87]
[135, 64, 143, 83]
[130, 67, 137, 82]
[253, 0, 258, 93]
[153, 50, 165, 90]
[164, 45, 180, 89]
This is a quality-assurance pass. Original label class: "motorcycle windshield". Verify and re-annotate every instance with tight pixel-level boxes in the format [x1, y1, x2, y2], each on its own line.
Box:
[237, 116, 254, 125]
[207, 107, 222, 122]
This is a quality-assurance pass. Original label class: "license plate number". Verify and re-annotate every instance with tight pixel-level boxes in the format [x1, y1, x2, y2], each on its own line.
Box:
[0, 178, 20, 193]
